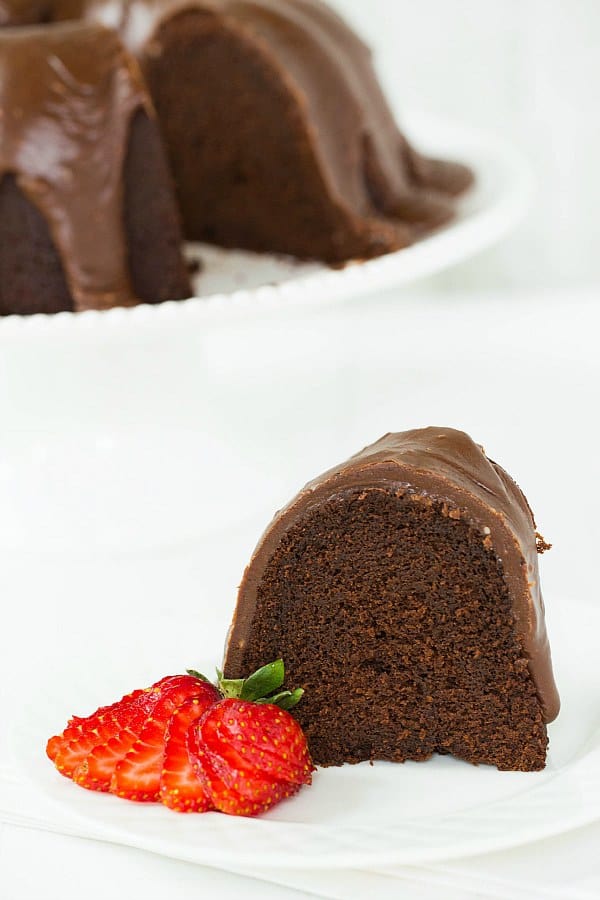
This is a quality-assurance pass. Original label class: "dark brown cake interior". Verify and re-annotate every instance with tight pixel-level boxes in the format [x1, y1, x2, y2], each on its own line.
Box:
[123, 109, 191, 307]
[142, 11, 408, 263]
[0, 174, 73, 316]
[0, 109, 190, 316]
[239, 486, 548, 771]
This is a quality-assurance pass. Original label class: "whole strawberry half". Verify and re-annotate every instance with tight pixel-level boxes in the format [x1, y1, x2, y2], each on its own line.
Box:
[188, 661, 314, 817]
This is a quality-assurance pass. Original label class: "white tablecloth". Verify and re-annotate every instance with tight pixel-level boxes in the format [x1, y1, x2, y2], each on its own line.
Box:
[1, 767, 599, 900]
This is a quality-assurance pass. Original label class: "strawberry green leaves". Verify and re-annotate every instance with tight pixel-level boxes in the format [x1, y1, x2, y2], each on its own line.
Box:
[214, 659, 304, 710]
[190, 659, 305, 711]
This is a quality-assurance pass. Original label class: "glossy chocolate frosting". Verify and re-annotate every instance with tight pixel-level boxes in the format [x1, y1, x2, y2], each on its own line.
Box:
[225, 428, 560, 723]
[0, 1, 48, 25]
[9, 0, 472, 247]
[0, 20, 153, 310]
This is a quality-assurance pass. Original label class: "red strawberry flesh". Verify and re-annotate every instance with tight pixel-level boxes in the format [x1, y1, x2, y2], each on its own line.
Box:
[52, 687, 164, 780]
[160, 696, 218, 812]
[110, 678, 219, 801]
[203, 700, 313, 784]
[47, 661, 313, 818]
[46, 682, 170, 763]
[187, 720, 256, 816]
[189, 699, 313, 817]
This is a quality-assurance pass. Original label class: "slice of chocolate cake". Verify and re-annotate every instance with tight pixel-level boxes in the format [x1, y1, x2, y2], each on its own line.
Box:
[224, 428, 560, 772]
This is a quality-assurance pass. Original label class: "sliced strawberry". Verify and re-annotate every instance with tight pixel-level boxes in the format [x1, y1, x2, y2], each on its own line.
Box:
[208, 699, 313, 785]
[187, 719, 255, 816]
[53, 726, 114, 781]
[47, 659, 313, 819]
[73, 729, 143, 792]
[159, 696, 218, 812]
[110, 678, 219, 802]
[46, 678, 171, 765]
[46, 735, 64, 762]
[190, 699, 312, 817]
[73, 677, 197, 794]
[64, 687, 147, 733]
[54, 687, 162, 781]
[47, 691, 140, 764]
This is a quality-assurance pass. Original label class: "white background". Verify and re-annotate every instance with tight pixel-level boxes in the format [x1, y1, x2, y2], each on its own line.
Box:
[333, 0, 600, 291]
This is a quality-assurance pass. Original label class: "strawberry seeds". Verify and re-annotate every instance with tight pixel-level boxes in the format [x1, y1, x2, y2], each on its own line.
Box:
[46, 660, 314, 817]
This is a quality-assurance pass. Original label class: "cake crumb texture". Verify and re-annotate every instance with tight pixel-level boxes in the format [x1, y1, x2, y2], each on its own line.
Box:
[237, 489, 548, 771]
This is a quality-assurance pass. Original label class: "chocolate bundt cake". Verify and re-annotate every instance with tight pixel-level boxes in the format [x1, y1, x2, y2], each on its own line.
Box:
[224, 428, 560, 771]
[0, 20, 190, 315]
[4, 0, 473, 266]
[114, 0, 474, 261]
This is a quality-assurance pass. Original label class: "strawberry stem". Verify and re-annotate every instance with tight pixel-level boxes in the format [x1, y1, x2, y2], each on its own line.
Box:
[186, 669, 211, 682]
[187, 660, 305, 710]
[217, 674, 246, 699]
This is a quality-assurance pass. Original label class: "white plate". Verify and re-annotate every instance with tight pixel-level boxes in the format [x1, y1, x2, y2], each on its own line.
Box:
[12, 591, 600, 871]
[0, 111, 531, 336]
[4, 298, 600, 869]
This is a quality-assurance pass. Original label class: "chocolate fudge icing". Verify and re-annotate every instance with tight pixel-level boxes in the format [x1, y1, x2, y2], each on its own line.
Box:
[0, 18, 190, 313]
[8, 0, 473, 262]
[0, 1, 48, 25]
[225, 428, 560, 727]
[0, 22, 150, 310]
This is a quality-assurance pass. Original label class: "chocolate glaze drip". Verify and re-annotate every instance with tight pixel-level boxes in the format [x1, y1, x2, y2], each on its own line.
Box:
[225, 428, 560, 723]
[0, 21, 153, 310]
[0, 1, 49, 26]
[9, 0, 473, 254]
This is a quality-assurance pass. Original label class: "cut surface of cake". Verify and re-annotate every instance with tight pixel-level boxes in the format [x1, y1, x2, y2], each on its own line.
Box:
[9, 0, 474, 265]
[0, 20, 190, 315]
[224, 428, 560, 771]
